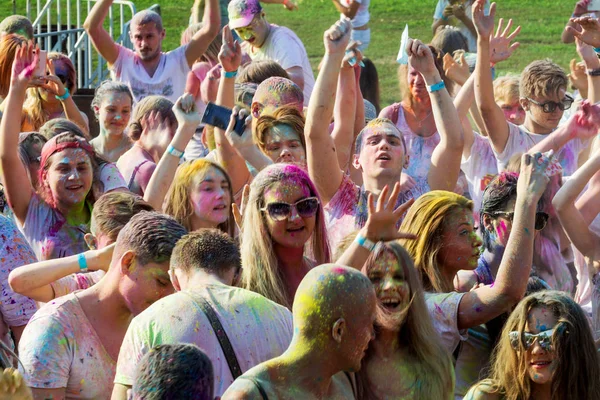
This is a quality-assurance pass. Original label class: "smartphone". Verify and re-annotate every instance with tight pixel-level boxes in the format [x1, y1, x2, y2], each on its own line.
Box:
[34, 50, 47, 78]
[201, 102, 246, 136]
[589, 0, 600, 12]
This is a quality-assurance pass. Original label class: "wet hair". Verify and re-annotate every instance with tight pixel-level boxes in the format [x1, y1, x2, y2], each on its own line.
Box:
[163, 159, 235, 237]
[115, 211, 187, 266]
[431, 26, 469, 57]
[170, 229, 241, 278]
[128, 95, 176, 141]
[479, 172, 519, 252]
[494, 74, 521, 105]
[253, 105, 306, 155]
[180, 23, 222, 64]
[0, 15, 34, 39]
[91, 192, 154, 241]
[0, 34, 27, 97]
[354, 117, 407, 155]
[91, 81, 134, 120]
[520, 59, 568, 100]
[237, 60, 290, 84]
[359, 58, 381, 115]
[473, 291, 600, 400]
[131, 9, 163, 32]
[252, 77, 303, 114]
[132, 344, 214, 400]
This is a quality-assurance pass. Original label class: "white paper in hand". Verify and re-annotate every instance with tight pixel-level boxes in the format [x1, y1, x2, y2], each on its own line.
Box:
[397, 24, 409, 65]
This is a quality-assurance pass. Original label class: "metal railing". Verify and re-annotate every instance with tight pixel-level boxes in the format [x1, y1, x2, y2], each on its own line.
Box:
[25, 0, 138, 89]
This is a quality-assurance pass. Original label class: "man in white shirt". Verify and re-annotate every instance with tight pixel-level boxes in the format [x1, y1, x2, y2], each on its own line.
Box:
[228, 0, 314, 104]
[84, 0, 220, 103]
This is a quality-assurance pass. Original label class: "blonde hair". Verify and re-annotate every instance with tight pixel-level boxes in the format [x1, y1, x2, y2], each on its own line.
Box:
[128, 95, 176, 141]
[0, 34, 27, 97]
[23, 52, 77, 131]
[163, 159, 234, 237]
[519, 60, 567, 99]
[399, 190, 473, 293]
[253, 105, 306, 154]
[240, 163, 330, 308]
[357, 242, 455, 400]
[494, 74, 521, 105]
[473, 291, 600, 400]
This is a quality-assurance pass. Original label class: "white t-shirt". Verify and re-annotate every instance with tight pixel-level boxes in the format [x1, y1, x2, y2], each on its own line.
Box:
[461, 133, 498, 215]
[339, 0, 370, 28]
[433, 0, 489, 53]
[19, 293, 116, 399]
[494, 122, 589, 176]
[109, 44, 190, 104]
[114, 283, 293, 397]
[425, 291, 468, 355]
[51, 270, 106, 299]
[242, 25, 314, 106]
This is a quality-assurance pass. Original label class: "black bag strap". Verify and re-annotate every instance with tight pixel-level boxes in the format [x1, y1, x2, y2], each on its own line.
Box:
[182, 291, 243, 379]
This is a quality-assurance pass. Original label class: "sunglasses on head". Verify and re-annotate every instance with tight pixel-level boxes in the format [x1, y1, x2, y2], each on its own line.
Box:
[526, 94, 574, 113]
[260, 197, 319, 221]
[509, 328, 556, 352]
[488, 211, 548, 231]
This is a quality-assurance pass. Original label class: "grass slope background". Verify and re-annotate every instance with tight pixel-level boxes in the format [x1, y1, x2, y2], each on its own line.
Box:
[2, 0, 578, 107]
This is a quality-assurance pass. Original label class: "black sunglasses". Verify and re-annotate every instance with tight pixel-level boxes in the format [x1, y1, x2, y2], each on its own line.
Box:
[488, 211, 549, 231]
[260, 197, 319, 221]
[526, 94, 574, 113]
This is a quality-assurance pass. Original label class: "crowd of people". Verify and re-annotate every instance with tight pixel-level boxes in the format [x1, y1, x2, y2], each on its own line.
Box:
[0, 0, 600, 398]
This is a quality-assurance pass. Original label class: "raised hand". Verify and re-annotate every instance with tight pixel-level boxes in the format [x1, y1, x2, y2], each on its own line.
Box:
[342, 40, 363, 69]
[575, 36, 600, 67]
[363, 183, 416, 242]
[489, 18, 521, 64]
[569, 58, 589, 94]
[573, 0, 591, 17]
[472, 0, 496, 40]
[37, 58, 68, 97]
[0, 368, 32, 400]
[407, 38, 437, 78]
[232, 184, 250, 230]
[518, 151, 551, 202]
[566, 100, 600, 140]
[88, 243, 115, 272]
[174, 93, 201, 126]
[283, 0, 298, 11]
[224, 106, 253, 152]
[219, 26, 242, 72]
[10, 42, 38, 89]
[452, 3, 468, 21]
[443, 52, 470, 85]
[568, 16, 600, 48]
[324, 18, 352, 55]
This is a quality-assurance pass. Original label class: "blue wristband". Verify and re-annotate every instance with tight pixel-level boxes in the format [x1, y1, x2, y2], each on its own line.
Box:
[224, 70, 238, 79]
[78, 253, 89, 273]
[355, 233, 376, 252]
[55, 87, 70, 101]
[427, 81, 446, 93]
[594, 47, 600, 53]
[167, 144, 184, 159]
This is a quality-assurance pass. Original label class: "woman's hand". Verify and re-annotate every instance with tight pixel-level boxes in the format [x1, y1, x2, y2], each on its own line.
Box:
[342, 40, 363, 69]
[443, 52, 470, 85]
[87, 243, 115, 272]
[362, 182, 416, 242]
[224, 106, 254, 152]
[472, 0, 496, 40]
[232, 184, 250, 230]
[517, 151, 551, 203]
[489, 18, 521, 64]
[407, 38, 438, 80]
[569, 58, 589, 94]
[568, 16, 600, 47]
[219, 26, 242, 73]
[36, 58, 68, 98]
[573, 0, 591, 17]
[10, 41, 38, 89]
[200, 63, 221, 103]
[324, 19, 352, 55]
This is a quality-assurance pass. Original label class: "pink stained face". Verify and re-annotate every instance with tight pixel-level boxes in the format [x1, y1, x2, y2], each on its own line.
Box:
[262, 178, 316, 249]
[356, 123, 405, 179]
[189, 167, 231, 229]
[122, 260, 174, 316]
[407, 66, 428, 100]
[499, 101, 526, 126]
[437, 208, 482, 272]
[367, 250, 411, 314]
[98, 92, 132, 137]
[263, 124, 306, 164]
[525, 306, 559, 385]
[44, 148, 93, 208]
[130, 22, 164, 62]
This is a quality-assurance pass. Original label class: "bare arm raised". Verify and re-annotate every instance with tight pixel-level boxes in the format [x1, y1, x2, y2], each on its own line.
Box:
[184, 0, 220, 68]
[83, 0, 120, 65]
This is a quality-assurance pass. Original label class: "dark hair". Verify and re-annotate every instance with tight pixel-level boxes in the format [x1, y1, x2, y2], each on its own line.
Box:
[91, 192, 154, 241]
[479, 172, 519, 252]
[132, 344, 214, 400]
[115, 211, 187, 266]
[171, 229, 241, 277]
[39, 118, 88, 141]
[431, 27, 469, 57]
[18, 131, 47, 168]
[237, 60, 290, 84]
[359, 58, 381, 115]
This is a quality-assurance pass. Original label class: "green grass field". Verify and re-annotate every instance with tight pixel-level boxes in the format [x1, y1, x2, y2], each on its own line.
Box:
[1, 0, 580, 107]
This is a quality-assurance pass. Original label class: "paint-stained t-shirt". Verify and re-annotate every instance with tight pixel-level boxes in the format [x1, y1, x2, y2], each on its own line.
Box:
[19, 293, 116, 399]
[115, 283, 293, 397]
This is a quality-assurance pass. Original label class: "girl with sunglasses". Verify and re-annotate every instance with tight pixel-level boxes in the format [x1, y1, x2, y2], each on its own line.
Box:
[239, 163, 330, 309]
[465, 291, 600, 400]
[21, 52, 90, 135]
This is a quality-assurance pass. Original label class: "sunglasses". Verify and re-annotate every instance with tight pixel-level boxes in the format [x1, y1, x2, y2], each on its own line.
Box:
[488, 211, 549, 231]
[526, 94, 574, 114]
[260, 197, 319, 221]
[509, 328, 556, 352]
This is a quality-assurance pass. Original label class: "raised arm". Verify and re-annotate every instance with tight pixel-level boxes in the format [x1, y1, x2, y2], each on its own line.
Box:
[262, 0, 298, 11]
[0, 43, 36, 223]
[563, 0, 591, 43]
[83, 0, 120, 65]
[473, 2, 515, 154]
[213, 27, 251, 196]
[553, 149, 600, 259]
[8, 245, 113, 302]
[305, 19, 351, 204]
[331, 0, 360, 19]
[457, 152, 550, 330]
[143, 94, 199, 211]
[567, 16, 600, 48]
[184, 0, 220, 68]
[405, 39, 463, 192]
[576, 37, 600, 104]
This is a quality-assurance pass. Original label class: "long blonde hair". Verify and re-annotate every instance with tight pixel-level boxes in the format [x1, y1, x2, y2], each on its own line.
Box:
[473, 290, 600, 400]
[163, 159, 234, 237]
[357, 242, 455, 399]
[240, 163, 330, 308]
[399, 190, 473, 293]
